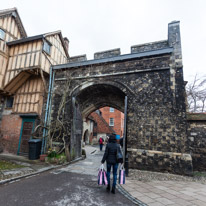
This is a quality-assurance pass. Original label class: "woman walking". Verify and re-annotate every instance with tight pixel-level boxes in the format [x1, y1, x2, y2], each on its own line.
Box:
[101, 134, 123, 194]
[99, 136, 104, 151]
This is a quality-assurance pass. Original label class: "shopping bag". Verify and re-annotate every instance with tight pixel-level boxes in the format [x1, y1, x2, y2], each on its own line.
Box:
[116, 146, 123, 163]
[98, 164, 108, 185]
[119, 164, 125, 184]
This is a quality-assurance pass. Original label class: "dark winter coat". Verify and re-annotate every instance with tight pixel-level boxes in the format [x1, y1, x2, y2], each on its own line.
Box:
[101, 137, 122, 164]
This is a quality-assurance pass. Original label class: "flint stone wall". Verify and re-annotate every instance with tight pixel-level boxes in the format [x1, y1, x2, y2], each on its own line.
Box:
[187, 118, 206, 171]
[128, 149, 193, 175]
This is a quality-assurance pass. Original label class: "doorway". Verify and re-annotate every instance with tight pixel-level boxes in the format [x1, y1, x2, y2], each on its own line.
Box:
[17, 116, 36, 155]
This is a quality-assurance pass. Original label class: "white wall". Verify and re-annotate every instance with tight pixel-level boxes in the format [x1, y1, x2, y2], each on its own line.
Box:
[82, 119, 94, 144]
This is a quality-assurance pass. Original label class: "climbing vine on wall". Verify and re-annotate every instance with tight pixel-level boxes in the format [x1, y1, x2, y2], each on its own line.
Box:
[32, 78, 71, 161]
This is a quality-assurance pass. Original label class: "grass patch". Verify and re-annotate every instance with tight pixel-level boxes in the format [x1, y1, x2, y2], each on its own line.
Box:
[46, 153, 67, 164]
[193, 171, 206, 177]
[0, 160, 25, 170]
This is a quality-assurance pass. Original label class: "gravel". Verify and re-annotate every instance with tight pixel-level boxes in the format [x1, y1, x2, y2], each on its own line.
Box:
[128, 169, 206, 183]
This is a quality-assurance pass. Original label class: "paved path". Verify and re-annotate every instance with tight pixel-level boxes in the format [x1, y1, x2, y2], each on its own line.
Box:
[122, 179, 206, 206]
[60, 145, 103, 176]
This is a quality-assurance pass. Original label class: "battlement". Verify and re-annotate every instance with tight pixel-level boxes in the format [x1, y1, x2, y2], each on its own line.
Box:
[69, 54, 87, 63]
[131, 40, 168, 54]
[68, 21, 181, 68]
[94, 48, 121, 60]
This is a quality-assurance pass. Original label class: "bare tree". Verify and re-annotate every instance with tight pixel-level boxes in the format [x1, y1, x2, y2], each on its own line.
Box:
[186, 74, 206, 112]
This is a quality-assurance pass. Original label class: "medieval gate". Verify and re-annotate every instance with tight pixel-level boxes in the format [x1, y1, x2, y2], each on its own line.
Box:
[45, 21, 193, 175]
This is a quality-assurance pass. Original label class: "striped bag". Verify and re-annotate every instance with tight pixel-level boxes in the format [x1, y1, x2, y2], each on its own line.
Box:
[98, 164, 108, 185]
[119, 164, 125, 184]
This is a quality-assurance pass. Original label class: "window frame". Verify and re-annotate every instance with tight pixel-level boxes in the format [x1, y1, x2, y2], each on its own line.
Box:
[110, 107, 114, 112]
[0, 28, 5, 40]
[5, 96, 14, 108]
[109, 118, 114, 126]
[43, 39, 52, 55]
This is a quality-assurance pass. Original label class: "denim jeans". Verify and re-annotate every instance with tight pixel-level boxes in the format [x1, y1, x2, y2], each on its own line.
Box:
[99, 144, 103, 151]
[106, 163, 118, 188]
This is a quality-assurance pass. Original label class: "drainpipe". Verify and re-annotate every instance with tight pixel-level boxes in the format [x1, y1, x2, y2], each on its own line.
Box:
[41, 66, 54, 154]
[123, 96, 128, 176]
[44, 70, 54, 153]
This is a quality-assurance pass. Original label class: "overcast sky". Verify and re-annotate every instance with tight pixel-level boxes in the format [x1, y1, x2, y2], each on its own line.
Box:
[1, 0, 206, 82]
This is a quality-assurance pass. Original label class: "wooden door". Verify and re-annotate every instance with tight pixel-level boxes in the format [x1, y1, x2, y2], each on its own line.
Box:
[18, 119, 35, 155]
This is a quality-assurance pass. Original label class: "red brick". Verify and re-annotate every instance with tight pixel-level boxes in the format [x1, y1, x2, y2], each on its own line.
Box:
[0, 114, 22, 154]
[100, 107, 124, 136]
[90, 112, 114, 134]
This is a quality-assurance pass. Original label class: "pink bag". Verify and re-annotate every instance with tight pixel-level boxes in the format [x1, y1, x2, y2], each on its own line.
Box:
[119, 164, 125, 184]
[98, 164, 108, 185]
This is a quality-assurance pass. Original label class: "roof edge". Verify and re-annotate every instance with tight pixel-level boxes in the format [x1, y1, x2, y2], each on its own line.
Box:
[7, 30, 69, 59]
[7, 34, 44, 46]
[44, 30, 69, 58]
[0, 7, 27, 37]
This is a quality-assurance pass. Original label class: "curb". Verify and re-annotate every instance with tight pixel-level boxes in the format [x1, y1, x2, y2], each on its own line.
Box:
[117, 184, 148, 206]
[0, 156, 84, 185]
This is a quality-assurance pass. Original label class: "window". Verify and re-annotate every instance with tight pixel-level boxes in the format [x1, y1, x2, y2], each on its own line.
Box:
[6, 96, 14, 108]
[0, 28, 5, 40]
[43, 40, 51, 55]
[110, 107, 114, 112]
[109, 118, 114, 126]
[95, 110, 102, 116]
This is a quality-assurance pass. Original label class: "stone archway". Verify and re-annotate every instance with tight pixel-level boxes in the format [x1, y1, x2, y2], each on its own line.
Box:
[70, 82, 127, 159]
[71, 82, 126, 119]
[47, 21, 193, 175]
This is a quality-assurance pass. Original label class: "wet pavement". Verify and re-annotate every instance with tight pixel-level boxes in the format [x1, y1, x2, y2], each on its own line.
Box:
[0, 146, 135, 206]
[0, 170, 136, 206]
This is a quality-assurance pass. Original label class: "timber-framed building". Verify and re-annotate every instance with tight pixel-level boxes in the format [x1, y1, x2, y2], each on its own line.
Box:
[0, 8, 69, 155]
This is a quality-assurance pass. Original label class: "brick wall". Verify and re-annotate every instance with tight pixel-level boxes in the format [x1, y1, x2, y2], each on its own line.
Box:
[0, 113, 22, 154]
[100, 107, 124, 136]
[0, 95, 5, 127]
[90, 111, 114, 135]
